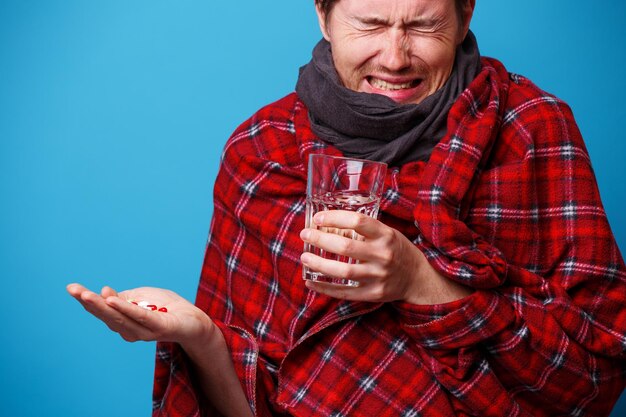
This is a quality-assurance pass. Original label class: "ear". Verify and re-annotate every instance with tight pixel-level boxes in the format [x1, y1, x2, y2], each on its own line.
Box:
[315, 3, 331, 41]
[458, 0, 476, 43]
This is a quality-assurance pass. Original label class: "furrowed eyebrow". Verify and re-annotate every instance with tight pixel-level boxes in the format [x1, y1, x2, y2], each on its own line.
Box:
[406, 18, 438, 27]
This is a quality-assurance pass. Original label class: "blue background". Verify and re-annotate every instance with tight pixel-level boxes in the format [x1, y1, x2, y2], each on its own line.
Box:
[1, 0, 624, 415]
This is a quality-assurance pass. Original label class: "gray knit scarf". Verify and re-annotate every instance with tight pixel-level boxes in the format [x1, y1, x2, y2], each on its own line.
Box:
[295, 31, 482, 166]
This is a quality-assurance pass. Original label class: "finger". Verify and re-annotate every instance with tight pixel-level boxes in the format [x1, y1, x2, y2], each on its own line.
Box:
[78, 291, 155, 341]
[69, 285, 122, 319]
[313, 210, 382, 238]
[300, 252, 378, 284]
[106, 296, 177, 342]
[301, 227, 368, 259]
[66, 283, 89, 299]
[101, 286, 118, 298]
[305, 279, 381, 302]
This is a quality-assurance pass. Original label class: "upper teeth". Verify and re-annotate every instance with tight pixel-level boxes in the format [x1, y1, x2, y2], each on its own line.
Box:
[370, 78, 415, 90]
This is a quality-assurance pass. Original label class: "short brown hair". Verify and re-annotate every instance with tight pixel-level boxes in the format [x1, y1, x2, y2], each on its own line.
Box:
[315, 0, 470, 25]
[314, 0, 339, 17]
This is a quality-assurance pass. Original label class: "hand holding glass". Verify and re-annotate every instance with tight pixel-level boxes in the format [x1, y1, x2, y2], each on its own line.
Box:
[303, 154, 387, 287]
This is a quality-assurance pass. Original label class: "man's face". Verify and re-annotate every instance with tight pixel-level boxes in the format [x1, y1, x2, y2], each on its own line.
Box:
[317, 0, 471, 105]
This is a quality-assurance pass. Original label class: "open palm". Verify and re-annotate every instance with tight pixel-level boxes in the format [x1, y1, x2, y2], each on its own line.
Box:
[67, 283, 212, 346]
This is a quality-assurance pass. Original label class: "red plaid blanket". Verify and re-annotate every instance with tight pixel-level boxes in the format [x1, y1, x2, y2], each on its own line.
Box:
[153, 58, 626, 416]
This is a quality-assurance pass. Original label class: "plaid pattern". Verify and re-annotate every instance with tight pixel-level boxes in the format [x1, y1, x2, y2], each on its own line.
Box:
[153, 58, 626, 416]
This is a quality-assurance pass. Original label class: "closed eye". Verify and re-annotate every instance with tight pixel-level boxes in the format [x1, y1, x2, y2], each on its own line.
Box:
[354, 16, 388, 32]
[405, 18, 440, 33]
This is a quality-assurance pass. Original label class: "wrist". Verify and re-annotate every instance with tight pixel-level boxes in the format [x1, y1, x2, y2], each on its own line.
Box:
[179, 310, 219, 357]
[404, 252, 474, 305]
[406, 278, 474, 305]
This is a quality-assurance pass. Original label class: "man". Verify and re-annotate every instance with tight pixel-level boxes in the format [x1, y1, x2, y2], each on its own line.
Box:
[67, 0, 626, 415]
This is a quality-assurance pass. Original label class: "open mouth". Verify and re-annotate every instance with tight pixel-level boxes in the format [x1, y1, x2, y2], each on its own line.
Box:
[367, 76, 422, 91]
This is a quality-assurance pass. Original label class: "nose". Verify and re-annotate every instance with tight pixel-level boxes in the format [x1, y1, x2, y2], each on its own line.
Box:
[380, 29, 411, 71]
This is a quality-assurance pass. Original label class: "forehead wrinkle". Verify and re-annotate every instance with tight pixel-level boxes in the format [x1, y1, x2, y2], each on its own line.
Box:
[345, 1, 449, 29]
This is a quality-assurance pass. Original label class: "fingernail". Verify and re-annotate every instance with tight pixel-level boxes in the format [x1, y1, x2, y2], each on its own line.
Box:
[313, 213, 324, 225]
[300, 229, 311, 240]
